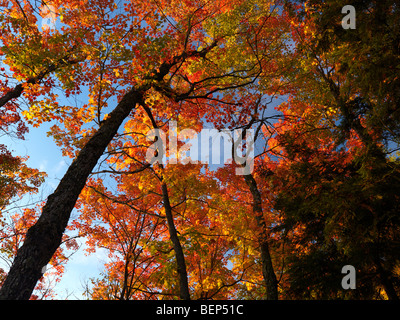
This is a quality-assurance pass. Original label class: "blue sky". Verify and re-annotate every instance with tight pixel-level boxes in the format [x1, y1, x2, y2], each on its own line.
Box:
[0, 2, 288, 299]
[1, 103, 281, 299]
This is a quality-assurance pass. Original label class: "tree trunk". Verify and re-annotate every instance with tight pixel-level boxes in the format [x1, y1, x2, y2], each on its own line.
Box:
[161, 182, 191, 300]
[244, 173, 278, 300]
[0, 88, 144, 300]
[141, 100, 190, 300]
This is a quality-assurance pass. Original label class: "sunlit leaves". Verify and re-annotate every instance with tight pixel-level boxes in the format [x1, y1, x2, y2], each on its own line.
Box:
[4, 0, 399, 300]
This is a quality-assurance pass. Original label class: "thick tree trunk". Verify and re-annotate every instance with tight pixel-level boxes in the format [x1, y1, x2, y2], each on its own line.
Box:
[161, 182, 191, 300]
[0, 41, 218, 299]
[0, 88, 144, 300]
[244, 173, 278, 300]
[0, 84, 25, 108]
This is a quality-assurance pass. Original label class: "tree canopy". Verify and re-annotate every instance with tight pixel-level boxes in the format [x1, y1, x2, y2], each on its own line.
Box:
[0, 0, 399, 300]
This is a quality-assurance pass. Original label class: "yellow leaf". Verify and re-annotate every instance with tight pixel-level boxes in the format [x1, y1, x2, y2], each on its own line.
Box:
[246, 282, 253, 291]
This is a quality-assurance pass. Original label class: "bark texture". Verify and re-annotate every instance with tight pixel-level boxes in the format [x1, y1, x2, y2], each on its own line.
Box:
[0, 88, 144, 300]
[244, 173, 278, 300]
[161, 183, 191, 300]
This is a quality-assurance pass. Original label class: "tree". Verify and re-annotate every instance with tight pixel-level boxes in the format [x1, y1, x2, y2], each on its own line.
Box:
[0, 0, 291, 299]
[3, 0, 398, 301]
[1, 204, 78, 299]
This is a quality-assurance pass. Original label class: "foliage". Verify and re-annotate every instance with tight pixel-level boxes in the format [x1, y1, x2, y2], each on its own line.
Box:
[1, 0, 400, 300]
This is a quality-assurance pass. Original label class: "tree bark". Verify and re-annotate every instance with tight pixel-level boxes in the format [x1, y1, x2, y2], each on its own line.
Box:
[161, 183, 191, 300]
[244, 173, 278, 300]
[140, 99, 191, 300]
[0, 40, 219, 299]
[0, 88, 144, 300]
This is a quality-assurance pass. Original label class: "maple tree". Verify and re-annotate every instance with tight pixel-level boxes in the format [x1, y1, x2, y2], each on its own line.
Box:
[1, 0, 400, 300]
